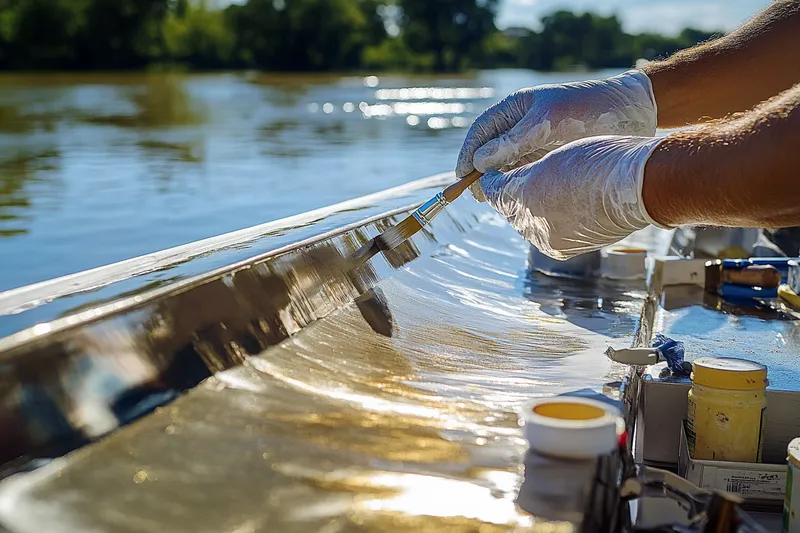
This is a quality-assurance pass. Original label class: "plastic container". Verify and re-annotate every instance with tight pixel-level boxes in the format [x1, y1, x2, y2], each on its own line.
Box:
[687, 357, 768, 462]
[601, 246, 647, 280]
[522, 397, 623, 459]
[784, 438, 800, 532]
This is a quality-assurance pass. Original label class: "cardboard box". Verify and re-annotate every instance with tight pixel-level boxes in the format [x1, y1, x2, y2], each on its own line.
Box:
[678, 421, 786, 508]
[638, 374, 800, 468]
[652, 257, 707, 287]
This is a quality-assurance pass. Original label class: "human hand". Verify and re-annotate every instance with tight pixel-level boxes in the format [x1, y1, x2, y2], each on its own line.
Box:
[479, 135, 668, 260]
[457, 70, 657, 201]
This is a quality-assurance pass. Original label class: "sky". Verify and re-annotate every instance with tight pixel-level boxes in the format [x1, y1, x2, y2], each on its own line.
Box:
[495, 0, 770, 35]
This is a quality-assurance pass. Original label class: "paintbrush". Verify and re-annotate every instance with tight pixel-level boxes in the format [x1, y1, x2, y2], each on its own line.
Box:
[375, 169, 483, 251]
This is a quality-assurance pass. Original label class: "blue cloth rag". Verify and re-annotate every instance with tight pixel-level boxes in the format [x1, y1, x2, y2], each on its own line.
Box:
[652, 333, 690, 376]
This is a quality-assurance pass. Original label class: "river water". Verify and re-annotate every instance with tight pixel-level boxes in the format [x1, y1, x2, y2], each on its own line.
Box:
[0, 69, 621, 293]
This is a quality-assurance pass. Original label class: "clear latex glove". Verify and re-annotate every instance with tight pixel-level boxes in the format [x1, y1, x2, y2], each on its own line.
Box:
[480, 135, 669, 260]
[456, 70, 657, 201]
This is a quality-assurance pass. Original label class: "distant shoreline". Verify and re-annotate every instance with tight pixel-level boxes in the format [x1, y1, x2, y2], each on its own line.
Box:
[0, 2, 719, 74]
[0, 66, 621, 79]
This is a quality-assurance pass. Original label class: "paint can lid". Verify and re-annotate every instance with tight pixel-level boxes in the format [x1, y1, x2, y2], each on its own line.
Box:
[691, 357, 768, 391]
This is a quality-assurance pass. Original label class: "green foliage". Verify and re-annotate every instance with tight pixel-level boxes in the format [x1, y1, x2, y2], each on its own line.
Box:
[0, 0, 171, 69]
[226, 0, 375, 71]
[535, 11, 634, 69]
[1, 0, 91, 68]
[0, 0, 722, 72]
[362, 37, 419, 71]
[482, 11, 719, 71]
[481, 30, 527, 69]
[163, 1, 234, 69]
[397, 0, 499, 72]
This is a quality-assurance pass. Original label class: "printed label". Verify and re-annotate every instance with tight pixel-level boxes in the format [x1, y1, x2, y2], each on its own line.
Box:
[713, 468, 786, 499]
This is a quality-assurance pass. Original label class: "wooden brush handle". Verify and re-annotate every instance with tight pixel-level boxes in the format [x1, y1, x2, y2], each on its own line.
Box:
[443, 169, 483, 203]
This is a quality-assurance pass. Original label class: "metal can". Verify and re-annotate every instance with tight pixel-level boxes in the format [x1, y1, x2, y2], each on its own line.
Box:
[784, 438, 800, 533]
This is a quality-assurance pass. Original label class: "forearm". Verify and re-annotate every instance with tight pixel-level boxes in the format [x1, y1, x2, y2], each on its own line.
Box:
[643, 0, 800, 128]
[643, 83, 800, 228]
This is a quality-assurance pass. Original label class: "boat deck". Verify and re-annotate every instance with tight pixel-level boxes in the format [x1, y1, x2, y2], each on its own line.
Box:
[0, 175, 796, 531]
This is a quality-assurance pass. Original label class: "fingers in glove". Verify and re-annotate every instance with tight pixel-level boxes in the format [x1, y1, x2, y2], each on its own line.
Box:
[468, 181, 486, 203]
[478, 167, 528, 220]
[478, 165, 614, 261]
[501, 148, 549, 172]
[455, 90, 533, 179]
[473, 117, 551, 173]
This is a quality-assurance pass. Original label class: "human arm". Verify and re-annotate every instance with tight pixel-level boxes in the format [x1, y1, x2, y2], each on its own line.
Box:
[456, 1, 800, 187]
[643, 83, 800, 228]
[479, 83, 800, 260]
[644, 0, 800, 128]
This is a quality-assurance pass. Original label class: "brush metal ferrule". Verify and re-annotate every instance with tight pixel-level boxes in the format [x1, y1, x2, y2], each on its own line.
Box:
[412, 192, 448, 226]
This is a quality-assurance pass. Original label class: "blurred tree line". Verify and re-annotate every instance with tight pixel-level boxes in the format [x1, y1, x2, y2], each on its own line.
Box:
[0, 0, 721, 72]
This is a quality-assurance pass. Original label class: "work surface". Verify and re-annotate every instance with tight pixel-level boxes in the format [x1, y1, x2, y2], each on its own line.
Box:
[3, 189, 800, 531]
[0, 197, 650, 532]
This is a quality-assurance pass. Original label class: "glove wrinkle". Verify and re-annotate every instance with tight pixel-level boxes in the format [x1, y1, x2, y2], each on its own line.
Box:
[480, 135, 667, 260]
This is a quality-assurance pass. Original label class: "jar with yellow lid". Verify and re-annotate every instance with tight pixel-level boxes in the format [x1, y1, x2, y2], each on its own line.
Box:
[686, 357, 768, 462]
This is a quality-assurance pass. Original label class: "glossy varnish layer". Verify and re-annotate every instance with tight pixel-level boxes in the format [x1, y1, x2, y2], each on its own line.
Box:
[0, 193, 651, 531]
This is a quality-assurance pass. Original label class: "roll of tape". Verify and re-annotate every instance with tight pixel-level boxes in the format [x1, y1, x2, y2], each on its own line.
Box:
[601, 246, 647, 280]
[521, 397, 622, 459]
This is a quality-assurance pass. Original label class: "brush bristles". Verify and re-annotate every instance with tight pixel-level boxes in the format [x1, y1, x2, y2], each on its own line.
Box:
[350, 239, 380, 265]
[375, 215, 422, 251]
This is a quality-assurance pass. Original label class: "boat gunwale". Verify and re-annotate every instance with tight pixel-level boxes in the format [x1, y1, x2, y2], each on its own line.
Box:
[0, 173, 454, 318]
[0, 172, 464, 357]
[0, 202, 426, 358]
